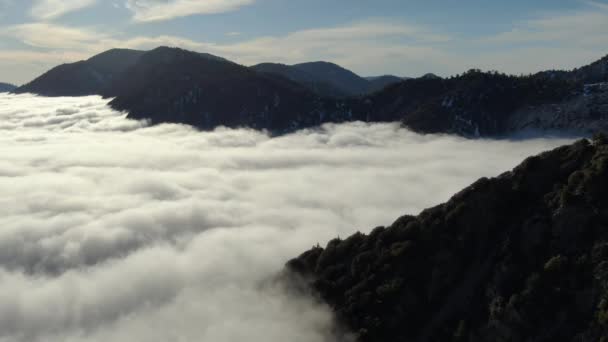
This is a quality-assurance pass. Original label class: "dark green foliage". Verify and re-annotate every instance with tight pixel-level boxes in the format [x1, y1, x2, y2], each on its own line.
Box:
[285, 138, 608, 341]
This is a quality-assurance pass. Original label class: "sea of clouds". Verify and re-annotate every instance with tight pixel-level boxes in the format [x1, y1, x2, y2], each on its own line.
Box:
[0, 93, 576, 341]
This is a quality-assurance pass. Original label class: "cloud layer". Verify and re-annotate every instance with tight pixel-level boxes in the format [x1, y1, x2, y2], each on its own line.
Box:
[125, 0, 255, 22]
[0, 93, 575, 341]
[30, 0, 97, 20]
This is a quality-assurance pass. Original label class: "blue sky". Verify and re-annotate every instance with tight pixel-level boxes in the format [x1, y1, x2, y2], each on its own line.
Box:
[0, 0, 607, 84]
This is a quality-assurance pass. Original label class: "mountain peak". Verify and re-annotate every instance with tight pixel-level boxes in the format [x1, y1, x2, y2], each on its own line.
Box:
[86, 48, 144, 61]
[145, 46, 229, 63]
[13, 48, 146, 96]
[421, 73, 442, 79]
[295, 61, 342, 67]
[293, 61, 370, 95]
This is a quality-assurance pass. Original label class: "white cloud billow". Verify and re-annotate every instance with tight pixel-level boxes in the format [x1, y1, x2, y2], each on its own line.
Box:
[0, 93, 575, 341]
[126, 0, 255, 22]
[6, 23, 107, 50]
[30, 0, 97, 20]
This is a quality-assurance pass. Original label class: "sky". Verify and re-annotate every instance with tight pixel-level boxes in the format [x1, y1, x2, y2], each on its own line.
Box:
[0, 0, 607, 85]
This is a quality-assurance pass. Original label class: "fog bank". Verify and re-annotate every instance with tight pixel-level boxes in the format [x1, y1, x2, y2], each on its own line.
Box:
[0, 93, 576, 341]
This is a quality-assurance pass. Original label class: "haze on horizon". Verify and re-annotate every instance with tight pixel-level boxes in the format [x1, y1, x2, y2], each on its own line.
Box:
[0, 0, 607, 85]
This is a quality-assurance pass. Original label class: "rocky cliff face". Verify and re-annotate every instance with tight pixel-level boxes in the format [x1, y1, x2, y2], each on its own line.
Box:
[285, 135, 608, 342]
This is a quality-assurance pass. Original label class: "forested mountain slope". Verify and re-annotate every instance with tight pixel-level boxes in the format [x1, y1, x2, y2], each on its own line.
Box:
[286, 135, 608, 342]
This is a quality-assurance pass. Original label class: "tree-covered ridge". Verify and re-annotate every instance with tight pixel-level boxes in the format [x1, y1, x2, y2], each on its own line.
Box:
[110, 50, 604, 136]
[10, 47, 608, 137]
[0, 82, 16, 92]
[286, 135, 608, 342]
[14, 49, 145, 97]
[370, 69, 583, 135]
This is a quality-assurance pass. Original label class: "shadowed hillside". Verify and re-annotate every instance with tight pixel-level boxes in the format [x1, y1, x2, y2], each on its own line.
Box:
[0, 82, 16, 92]
[11, 47, 608, 137]
[252, 63, 405, 97]
[286, 135, 608, 342]
[106, 47, 350, 132]
[14, 49, 145, 96]
[366, 75, 408, 93]
[104, 52, 608, 136]
[291, 61, 371, 96]
[251, 63, 349, 98]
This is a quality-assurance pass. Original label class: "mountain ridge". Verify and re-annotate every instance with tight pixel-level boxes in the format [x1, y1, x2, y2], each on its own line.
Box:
[107, 48, 608, 137]
[13, 49, 145, 96]
[251, 62, 350, 98]
[284, 134, 608, 342]
[11, 47, 608, 137]
[291, 61, 372, 96]
[0, 82, 16, 92]
[105, 47, 342, 132]
[251, 62, 405, 97]
[365, 75, 409, 93]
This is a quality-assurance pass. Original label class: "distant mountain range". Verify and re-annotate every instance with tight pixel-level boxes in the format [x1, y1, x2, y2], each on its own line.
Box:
[251, 62, 352, 98]
[14, 49, 145, 96]
[104, 47, 332, 131]
[13, 47, 608, 137]
[365, 75, 410, 93]
[285, 134, 608, 342]
[0, 82, 16, 92]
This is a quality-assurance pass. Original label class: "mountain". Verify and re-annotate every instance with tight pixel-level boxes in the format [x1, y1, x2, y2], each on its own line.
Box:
[537, 55, 608, 84]
[251, 62, 349, 98]
[108, 52, 608, 136]
[365, 64, 608, 137]
[14, 49, 145, 96]
[106, 47, 358, 132]
[421, 72, 442, 80]
[292, 61, 371, 96]
[251, 62, 399, 97]
[16, 47, 608, 137]
[0, 82, 16, 92]
[572, 55, 608, 84]
[285, 135, 608, 342]
[366, 69, 581, 136]
[365, 75, 406, 93]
